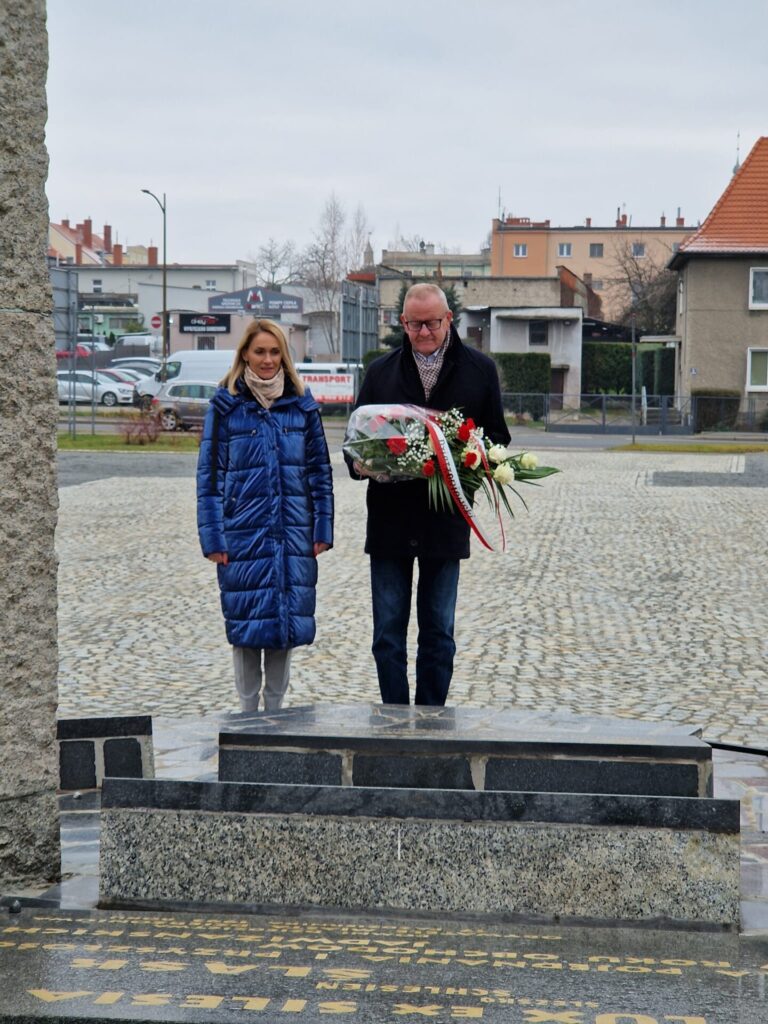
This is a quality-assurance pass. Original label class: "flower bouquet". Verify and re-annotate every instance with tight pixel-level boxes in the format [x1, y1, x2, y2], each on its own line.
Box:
[343, 403, 559, 550]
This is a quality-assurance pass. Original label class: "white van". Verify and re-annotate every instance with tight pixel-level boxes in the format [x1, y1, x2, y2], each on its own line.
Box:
[134, 349, 234, 407]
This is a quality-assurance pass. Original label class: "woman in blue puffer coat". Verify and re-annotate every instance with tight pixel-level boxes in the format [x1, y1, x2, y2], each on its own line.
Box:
[196, 319, 333, 712]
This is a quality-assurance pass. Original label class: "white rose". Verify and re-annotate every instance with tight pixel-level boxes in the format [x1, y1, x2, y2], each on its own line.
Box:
[493, 462, 515, 485]
[519, 452, 538, 470]
[487, 444, 509, 464]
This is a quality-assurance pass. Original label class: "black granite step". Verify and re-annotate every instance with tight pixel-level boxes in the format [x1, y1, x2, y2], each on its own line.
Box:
[218, 704, 713, 797]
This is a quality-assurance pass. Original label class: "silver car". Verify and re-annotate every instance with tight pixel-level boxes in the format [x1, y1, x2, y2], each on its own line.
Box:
[151, 380, 218, 431]
[56, 370, 134, 407]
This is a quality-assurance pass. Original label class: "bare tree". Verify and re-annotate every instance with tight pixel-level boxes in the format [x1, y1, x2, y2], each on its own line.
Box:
[302, 194, 348, 351]
[347, 203, 373, 271]
[253, 238, 301, 289]
[607, 241, 678, 334]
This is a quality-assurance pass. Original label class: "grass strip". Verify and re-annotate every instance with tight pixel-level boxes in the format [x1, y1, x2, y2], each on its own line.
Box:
[57, 433, 201, 453]
[611, 442, 768, 454]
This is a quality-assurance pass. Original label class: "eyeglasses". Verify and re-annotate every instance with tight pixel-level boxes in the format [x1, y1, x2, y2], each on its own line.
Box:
[403, 317, 446, 332]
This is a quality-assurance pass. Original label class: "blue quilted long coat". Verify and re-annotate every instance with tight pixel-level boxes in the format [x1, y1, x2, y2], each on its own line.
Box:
[196, 380, 334, 650]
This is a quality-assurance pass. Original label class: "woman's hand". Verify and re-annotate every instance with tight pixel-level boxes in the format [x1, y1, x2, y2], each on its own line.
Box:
[314, 542, 331, 557]
[206, 552, 229, 565]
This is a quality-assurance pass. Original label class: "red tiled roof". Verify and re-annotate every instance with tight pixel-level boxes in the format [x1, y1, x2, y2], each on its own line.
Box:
[677, 137, 768, 256]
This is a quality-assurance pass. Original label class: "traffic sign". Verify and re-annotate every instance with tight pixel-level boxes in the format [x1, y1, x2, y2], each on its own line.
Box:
[150, 315, 162, 330]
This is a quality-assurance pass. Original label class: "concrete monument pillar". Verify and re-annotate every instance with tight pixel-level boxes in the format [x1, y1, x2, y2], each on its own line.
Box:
[0, 0, 60, 887]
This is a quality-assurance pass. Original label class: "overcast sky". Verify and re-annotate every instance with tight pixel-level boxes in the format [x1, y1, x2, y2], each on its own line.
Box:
[45, 0, 767, 265]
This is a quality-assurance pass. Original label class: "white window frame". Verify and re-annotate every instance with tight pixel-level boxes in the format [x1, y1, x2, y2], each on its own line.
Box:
[513, 243, 527, 258]
[589, 243, 604, 258]
[558, 242, 572, 258]
[746, 347, 768, 391]
[748, 267, 768, 310]
[631, 242, 646, 258]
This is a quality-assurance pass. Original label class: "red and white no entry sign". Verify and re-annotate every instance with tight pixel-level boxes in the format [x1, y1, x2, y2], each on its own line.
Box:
[150, 315, 162, 329]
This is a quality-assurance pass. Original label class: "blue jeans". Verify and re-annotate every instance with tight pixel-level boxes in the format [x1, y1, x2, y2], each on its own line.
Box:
[370, 557, 460, 706]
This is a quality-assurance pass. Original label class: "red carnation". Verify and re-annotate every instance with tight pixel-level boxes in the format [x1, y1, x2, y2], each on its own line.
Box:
[457, 418, 476, 442]
[386, 436, 407, 456]
[422, 459, 436, 477]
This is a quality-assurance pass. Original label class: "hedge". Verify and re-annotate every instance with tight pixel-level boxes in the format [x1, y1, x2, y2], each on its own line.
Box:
[691, 388, 741, 432]
[492, 352, 551, 393]
[639, 346, 675, 396]
[581, 342, 632, 394]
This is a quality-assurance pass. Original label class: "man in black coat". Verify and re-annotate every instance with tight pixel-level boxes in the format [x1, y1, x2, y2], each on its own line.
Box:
[349, 282, 510, 706]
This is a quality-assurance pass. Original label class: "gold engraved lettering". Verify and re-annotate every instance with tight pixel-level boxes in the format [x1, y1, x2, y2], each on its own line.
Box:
[182, 996, 225, 1009]
[715, 970, 750, 978]
[28, 991, 93, 1003]
[154, 931, 192, 939]
[424, 949, 457, 956]
[18, 943, 40, 950]
[206, 962, 259, 975]
[458, 959, 489, 967]
[71, 959, 128, 971]
[588, 957, 621, 964]
[393, 1005, 443, 1016]
[323, 970, 371, 981]
[522, 1013, 585, 1023]
[445, 988, 469, 996]
[660, 960, 695, 967]
[317, 1001, 357, 1013]
[270, 967, 312, 978]
[451, 1010, 483, 1019]
[92, 930, 125, 937]
[665, 1018, 707, 1023]
[530, 963, 564, 971]
[231, 996, 270, 1010]
[655, 970, 682, 976]
[93, 993, 124, 1005]
[594, 1015, 658, 1024]
[701, 961, 733, 968]
[139, 961, 189, 972]
[281, 999, 307, 1011]
[131, 994, 174, 1007]
[416, 957, 451, 965]
[615, 968, 652, 974]
[317, 983, 339, 991]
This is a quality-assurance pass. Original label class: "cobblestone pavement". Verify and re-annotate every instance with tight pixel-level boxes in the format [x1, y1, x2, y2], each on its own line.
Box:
[56, 448, 768, 749]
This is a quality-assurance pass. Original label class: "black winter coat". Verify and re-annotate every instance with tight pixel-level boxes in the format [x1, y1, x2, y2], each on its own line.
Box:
[349, 327, 510, 560]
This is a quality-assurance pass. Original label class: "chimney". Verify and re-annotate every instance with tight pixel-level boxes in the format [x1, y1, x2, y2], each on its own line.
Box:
[676, 210, 685, 227]
[61, 218, 70, 229]
[112, 244, 123, 266]
[147, 245, 158, 266]
[82, 218, 93, 249]
[660, 214, 666, 227]
[616, 207, 621, 228]
[585, 217, 591, 228]
[621, 213, 628, 228]
[75, 243, 82, 264]
[103, 224, 112, 253]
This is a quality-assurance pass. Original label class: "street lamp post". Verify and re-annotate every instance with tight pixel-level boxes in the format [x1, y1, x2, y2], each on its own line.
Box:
[140, 188, 168, 368]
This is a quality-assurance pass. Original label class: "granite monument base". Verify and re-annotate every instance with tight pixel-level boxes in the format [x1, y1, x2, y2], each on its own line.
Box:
[99, 776, 740, 927]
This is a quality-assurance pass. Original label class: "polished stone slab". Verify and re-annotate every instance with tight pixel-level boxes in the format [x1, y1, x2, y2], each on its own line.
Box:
[1, 906, 767, 1023]
[102, 777, 739, 832]
[219, 703, 714, 797]
[57, 715, 155, 792]
[220, 704, 711, 758]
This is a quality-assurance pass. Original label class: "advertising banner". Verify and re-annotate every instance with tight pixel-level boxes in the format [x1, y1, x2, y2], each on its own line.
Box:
[179, 313, 231, 334]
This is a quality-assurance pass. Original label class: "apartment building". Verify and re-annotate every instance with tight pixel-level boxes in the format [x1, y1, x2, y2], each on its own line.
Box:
[491, 213, 693, 320]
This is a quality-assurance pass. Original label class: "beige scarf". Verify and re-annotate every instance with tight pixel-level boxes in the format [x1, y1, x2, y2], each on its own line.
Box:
[243, 365, 285, 408]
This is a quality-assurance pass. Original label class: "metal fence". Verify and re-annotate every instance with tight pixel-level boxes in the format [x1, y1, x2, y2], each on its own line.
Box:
[502, 393, 768, 435]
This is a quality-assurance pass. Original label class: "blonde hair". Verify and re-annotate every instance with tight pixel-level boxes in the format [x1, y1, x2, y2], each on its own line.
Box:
[222, 319, 305, 397]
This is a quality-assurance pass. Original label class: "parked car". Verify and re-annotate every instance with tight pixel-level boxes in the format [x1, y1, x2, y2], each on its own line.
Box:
[56, 370, 134, 407]
[55, 344, 92, 360]
[134, 350, 232, 409]
[97, 368, 143, 385]
[151, 380, 218, 431]
[110, 357, 162, 374]
[77, 338, 111, 352]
